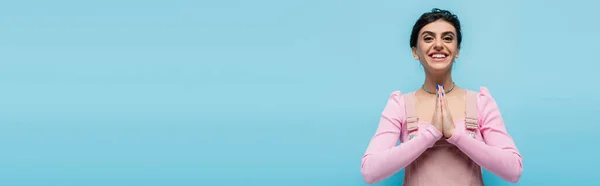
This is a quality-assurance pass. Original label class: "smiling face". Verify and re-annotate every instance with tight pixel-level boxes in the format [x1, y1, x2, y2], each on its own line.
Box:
[412, 19, 460, 74]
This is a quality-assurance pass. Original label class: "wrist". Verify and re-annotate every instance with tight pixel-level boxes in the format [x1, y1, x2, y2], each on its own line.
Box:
[445, 128, 462, 144]
[444, 128, 455, 139]
[428, 125, 443, 139]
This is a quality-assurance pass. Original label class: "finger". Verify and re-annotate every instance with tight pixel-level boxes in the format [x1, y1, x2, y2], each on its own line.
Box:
[435, 94, 440, 110]
[440, 84, 445, 97]
[436, 85, 442, 108]
[442, 91, 451, 116]
[438, 85, 444, 110]
[442, 88, 449, 108]
[444, 94, 449, 108]
[438, 85, 444, 115]
[435, 84, 439, 103]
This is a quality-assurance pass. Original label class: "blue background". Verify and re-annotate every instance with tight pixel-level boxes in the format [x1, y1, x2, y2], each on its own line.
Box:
[0, 0, 598, 185]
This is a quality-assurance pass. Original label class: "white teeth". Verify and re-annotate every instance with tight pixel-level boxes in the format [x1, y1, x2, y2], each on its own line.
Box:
[432, 54, 446, 58]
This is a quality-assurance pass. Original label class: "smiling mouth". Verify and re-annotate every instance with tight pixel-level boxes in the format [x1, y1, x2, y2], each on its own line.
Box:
[429, 53, 448, 62]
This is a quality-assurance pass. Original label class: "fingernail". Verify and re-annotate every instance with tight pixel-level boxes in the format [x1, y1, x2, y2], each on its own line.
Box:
[442, 85, 445, 89]
[435, 85, 439, 90]
[442, 92, 445, 96]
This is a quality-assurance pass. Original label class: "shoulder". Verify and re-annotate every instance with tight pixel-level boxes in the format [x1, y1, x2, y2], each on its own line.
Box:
[385, 90, 417, 106]
[471, 86, 497, 105]
[466, 86, 502, 118]
[462, 86, 496, 102]
[388, 90, 406, 100]
[389, 90, 403, 96]
[462, 86, 491, 96]
[384, 90, 407, 107]
[380, 90, 411, 119]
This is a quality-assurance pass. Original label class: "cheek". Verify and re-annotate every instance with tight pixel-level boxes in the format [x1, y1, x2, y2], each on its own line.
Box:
[446, 44, 458, 53]
[417, 47, 428, 56]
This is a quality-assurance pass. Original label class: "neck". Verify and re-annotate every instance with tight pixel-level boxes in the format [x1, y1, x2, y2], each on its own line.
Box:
[423, 71, 454, 93]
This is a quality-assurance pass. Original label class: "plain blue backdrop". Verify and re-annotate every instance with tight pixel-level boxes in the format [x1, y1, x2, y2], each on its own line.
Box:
[0, 0, 598, 185]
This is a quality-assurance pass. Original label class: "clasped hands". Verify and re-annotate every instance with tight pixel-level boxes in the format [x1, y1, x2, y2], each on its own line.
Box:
[431, 85, 456, 139]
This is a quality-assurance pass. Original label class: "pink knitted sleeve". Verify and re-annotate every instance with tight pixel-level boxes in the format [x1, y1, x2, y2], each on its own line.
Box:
[360, 91, 443, 184]
[446, 87, 523, 183]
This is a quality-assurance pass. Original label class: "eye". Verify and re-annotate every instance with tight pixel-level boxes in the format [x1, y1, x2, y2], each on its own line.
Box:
[424, 36, 434, 41]
[443, 36, 453, 41]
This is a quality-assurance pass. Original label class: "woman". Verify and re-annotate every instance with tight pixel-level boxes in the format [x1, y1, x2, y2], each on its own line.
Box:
[360, 8, 523, 185]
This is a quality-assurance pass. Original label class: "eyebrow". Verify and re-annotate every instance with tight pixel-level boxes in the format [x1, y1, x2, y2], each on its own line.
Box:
[421, 31, 456, 37]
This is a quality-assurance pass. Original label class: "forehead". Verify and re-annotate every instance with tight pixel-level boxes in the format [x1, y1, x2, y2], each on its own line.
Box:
[419, 20, 456, 35]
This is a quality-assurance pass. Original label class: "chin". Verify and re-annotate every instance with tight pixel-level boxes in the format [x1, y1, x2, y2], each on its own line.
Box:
[426, 60, 452, 72]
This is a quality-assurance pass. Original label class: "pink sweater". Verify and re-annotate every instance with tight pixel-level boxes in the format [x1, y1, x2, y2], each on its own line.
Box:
[360, 87, 523, 185]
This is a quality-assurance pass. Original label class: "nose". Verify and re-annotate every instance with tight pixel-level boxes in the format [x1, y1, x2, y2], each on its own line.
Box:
[433, 39, 444, 50]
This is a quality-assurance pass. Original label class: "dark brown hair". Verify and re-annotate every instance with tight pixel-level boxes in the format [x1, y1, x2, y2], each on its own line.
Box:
[410, 8, 462, 49]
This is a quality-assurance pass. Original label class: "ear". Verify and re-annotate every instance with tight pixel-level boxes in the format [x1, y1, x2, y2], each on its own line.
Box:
[411, 47, 419, 60]
[455, 48, 460, 59]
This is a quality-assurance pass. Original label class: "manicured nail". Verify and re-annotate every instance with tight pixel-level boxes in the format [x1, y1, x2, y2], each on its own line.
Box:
[442, 85, 445, 89]
[442, 92, 445, 96]
[436, 85, 439, 90]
